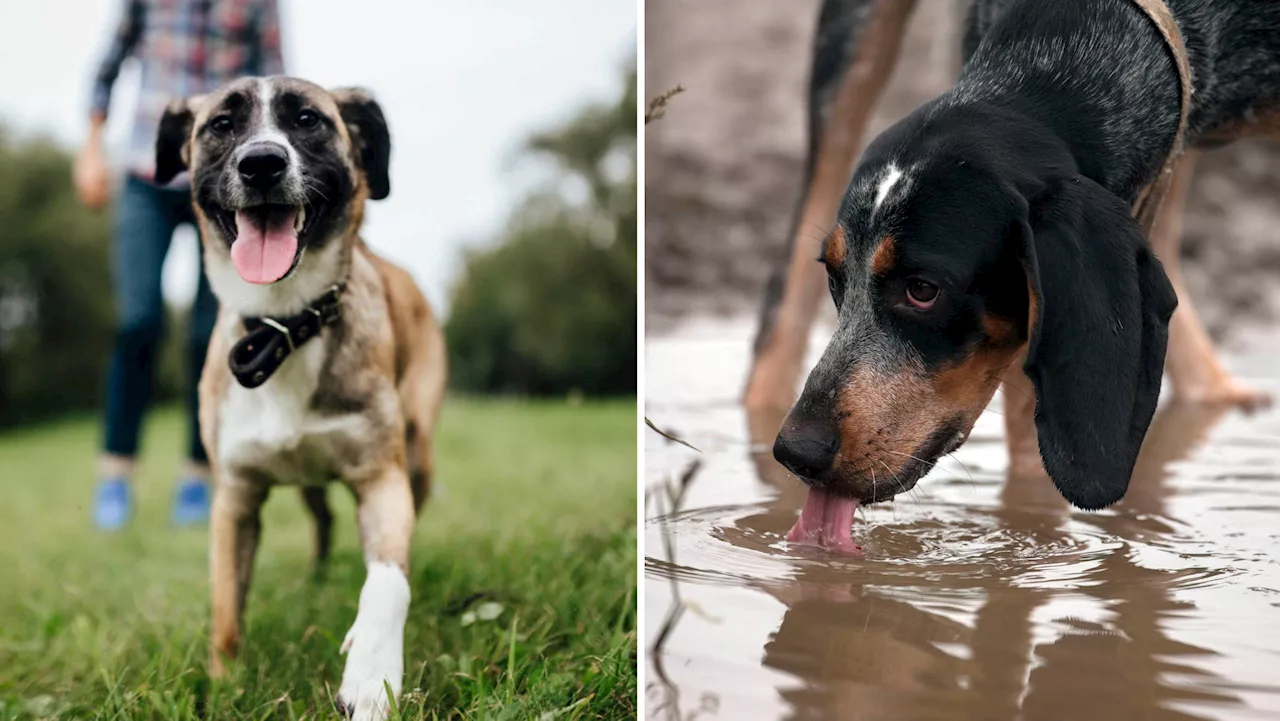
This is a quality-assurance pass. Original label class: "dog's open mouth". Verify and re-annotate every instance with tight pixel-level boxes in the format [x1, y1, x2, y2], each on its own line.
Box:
[217, 204, 316, 285]
[784, 421, 967, 553]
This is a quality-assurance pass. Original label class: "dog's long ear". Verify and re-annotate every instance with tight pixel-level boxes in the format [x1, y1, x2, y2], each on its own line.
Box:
[155, 99, 196, 185]
[332, 87, 391, 200]
[1018, 176, 1177, 510]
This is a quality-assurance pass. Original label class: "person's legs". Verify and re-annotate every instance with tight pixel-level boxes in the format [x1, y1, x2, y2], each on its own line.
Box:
[98, 176, 179, 529]
[173, 196, 218, 525]
[186, 231, 218, 466]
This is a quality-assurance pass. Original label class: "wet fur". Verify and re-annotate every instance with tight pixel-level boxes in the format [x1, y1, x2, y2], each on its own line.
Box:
[763, 0, 1279, 509]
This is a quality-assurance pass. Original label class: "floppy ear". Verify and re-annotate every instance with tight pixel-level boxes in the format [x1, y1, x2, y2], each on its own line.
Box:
[1019, 176, 1177, 510]
[155, 99, 195, 185]
[331, 87, 391, 200]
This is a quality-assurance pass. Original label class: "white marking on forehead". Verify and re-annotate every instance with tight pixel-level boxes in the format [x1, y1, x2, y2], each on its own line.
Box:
[236, 77, 300, 171]
[245, 78, 293, 152]
[873, 164, 904, 214]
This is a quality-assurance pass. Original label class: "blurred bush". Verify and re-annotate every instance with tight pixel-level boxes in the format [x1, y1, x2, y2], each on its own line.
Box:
[0, 129, 183, 427]
[446, 68, 637, 396]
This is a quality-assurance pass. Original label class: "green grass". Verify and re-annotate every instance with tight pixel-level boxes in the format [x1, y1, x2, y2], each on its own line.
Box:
[0, 399, 637, 720]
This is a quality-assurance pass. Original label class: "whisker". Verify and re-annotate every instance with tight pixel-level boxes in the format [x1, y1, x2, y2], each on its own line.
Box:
[945, 451, 978, 493]
[300, 175, 331, 202]
[882, 446, 979, 495]
[877, 460, 905, 493]
[803, 220, 834, 237]
[977, 402, 1007, 417]
[991, 375, 1034, 403]
[883, 449, 938, 469]
[878, 459, 922, 511]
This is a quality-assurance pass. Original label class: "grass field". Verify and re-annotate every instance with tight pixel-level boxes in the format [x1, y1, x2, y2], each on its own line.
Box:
[0, 399, 636, 720]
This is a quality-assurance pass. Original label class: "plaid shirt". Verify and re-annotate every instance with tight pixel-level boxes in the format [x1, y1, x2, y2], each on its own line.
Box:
[91, 0, 285, 181]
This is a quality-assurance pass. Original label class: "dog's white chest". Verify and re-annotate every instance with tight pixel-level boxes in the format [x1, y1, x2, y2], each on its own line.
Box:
[216, 339, 366, 482]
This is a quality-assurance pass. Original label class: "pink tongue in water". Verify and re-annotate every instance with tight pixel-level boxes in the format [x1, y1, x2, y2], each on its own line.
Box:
[231, 209, 299, 284]
[786, 487, 862, 553]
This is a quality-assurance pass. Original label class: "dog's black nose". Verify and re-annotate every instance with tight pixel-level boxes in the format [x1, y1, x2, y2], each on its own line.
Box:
[773, 418, 838, 479]
[237, 143, 289, 190]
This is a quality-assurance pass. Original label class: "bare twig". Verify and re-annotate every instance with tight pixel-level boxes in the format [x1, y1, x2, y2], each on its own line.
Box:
[644, 85, 686, 124]
[645, 417, 701, 452]
[647, 457, 703, 721]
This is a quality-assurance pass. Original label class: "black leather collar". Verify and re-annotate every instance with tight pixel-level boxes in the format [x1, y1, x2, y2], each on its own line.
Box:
[228, 284, 344, 389]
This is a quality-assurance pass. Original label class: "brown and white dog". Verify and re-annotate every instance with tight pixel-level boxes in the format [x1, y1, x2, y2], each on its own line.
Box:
[155, 76, 446, 720]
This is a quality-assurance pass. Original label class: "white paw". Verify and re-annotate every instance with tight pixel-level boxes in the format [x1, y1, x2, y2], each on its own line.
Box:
[335, 665, 398, 721]
[334, 562, 410, 720]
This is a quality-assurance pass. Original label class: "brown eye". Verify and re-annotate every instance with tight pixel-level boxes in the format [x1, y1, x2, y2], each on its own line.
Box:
[210, 115, 234, 134]
[297, 110, 320, 129]
[905, 279, 939, 309]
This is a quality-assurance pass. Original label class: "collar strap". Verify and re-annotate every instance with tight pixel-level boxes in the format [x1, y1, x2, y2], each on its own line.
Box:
[228, 284, 344, 388]
[1129, 0, 1192, 235]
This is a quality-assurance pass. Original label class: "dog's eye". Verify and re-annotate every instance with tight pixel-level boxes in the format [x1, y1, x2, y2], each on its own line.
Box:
[826, 273, 844, 307]
[296, 110, 320, 129]
[209, 116, 234, 134]
[905, 280, 939, 309]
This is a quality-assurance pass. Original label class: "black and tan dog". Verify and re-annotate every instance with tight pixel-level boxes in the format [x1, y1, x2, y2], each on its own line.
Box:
[745, 0, 1279, 548]
[155, 76, 446, 719]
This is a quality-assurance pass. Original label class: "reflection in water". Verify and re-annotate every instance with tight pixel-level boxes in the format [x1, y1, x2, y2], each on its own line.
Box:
[645, 321, 1280, 721]
[753, 404, 1235, 721]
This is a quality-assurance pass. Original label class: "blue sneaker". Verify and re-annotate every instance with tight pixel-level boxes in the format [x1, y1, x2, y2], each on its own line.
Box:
[172, 478, 211, 527]
[94, 478, 132, 531]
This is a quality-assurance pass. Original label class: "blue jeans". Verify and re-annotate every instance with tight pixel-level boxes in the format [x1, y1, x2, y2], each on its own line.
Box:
[102, 176, 218, 464]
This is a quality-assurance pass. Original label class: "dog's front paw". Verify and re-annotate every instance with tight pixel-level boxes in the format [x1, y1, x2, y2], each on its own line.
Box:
[334, 562, 410, 720]
[334, 632, 402, 720]
[334, 682, 396, 721]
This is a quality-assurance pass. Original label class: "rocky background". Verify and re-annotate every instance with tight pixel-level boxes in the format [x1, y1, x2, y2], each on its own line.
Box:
[645, 0, 1280, 344]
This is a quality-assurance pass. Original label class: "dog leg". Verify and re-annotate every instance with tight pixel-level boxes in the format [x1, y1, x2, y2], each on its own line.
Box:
[1001, 352, 1044, 479]
[745, 0, 919, 411]
[1150, 151, 1270, 408]
[300, 486, 334, 572]
[335, 467, 415, 721]
[407, 435, 432, 512]
[404, 421, 433, 514]
[209, 477, 267, 677]
[398, 309, 445, 515]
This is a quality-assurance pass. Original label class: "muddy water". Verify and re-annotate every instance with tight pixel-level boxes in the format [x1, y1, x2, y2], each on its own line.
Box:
[645, 316, 1280, 721]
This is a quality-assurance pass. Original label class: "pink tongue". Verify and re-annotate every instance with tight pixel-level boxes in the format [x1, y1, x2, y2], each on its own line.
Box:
[786, 487, 861, 553]
[231, 210, 299, 284]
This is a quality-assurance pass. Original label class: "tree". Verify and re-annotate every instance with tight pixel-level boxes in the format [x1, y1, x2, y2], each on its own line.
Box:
[0, 130, 115, 425]
[445, 66, 637, 396]
[0, 129, 185, 426]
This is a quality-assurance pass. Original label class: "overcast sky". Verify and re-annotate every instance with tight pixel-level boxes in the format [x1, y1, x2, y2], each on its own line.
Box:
[0, 1, 636, 312]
